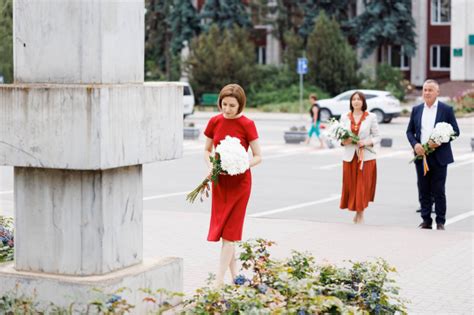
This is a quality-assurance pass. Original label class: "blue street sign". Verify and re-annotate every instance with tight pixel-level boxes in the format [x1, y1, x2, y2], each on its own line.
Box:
[297, 58, 308, 75]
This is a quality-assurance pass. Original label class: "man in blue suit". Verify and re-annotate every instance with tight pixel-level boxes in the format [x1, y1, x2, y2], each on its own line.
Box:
[406, 79, 460, 230]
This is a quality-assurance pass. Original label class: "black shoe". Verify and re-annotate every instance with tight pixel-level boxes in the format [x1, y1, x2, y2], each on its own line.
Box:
[418, 222, 432, 229]
[436, 224, 445, 230]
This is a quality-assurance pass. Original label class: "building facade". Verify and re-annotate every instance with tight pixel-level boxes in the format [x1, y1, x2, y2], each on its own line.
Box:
[190, 0, 472, 85]
[360, 0, 473, 86]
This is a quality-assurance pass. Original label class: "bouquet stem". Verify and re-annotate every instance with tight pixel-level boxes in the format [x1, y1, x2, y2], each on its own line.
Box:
[186, 178, 211, 203]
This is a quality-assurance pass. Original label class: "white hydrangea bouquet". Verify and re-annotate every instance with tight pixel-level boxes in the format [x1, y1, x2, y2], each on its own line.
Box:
[410, 122, 457, 163]
[325, 118, 374, 153]
[186, 136, 249, 203]
[325, 118, 359, 145]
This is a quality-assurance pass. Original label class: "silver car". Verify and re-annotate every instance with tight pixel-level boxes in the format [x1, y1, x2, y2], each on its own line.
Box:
[317, 89, 401, 123]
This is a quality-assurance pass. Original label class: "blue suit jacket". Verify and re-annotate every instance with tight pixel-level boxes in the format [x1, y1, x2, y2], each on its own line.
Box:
[406, 101, 460, 166]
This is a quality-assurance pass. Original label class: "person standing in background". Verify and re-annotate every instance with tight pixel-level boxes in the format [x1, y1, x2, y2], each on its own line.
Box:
[339, 91, 380, 224]
[406, 79, 460, 230]
[305, 94, 324, 148]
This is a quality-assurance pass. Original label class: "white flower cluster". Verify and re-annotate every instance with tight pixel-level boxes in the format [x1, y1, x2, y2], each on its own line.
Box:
[215, 136, 250, 175]
[430, 122, 457, 145]
[325, 119, 348, 141]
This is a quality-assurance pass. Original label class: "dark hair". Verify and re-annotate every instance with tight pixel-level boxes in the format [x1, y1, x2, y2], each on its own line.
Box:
[349, 91, 367, 112]
[309, 103, 319, 117]
[309, 93, 318, 101]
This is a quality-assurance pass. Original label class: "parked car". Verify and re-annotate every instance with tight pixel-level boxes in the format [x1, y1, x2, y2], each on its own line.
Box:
[317, 89, 401, 123]
[178, 81, 195, 118]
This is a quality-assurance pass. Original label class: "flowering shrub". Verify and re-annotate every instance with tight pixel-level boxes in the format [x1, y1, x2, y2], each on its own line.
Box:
[0, 287, 182, 314]
[184, 239, 408, 314]
[0, 287, 135, 314]
[0, 237, 407, 314]
[454, 89, 474, 113]
[0, 215, 14, 262]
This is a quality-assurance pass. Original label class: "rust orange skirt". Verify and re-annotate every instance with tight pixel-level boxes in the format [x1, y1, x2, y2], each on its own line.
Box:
[340, 154, 377, 212]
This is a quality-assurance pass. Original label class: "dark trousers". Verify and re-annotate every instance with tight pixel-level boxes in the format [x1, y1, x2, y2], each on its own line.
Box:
[415, 156, 448, 225]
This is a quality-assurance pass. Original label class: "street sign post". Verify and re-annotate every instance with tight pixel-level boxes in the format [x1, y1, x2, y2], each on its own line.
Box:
[297, 58, 308, 116]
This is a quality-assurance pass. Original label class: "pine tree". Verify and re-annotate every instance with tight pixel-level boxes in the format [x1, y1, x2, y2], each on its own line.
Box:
[145, 0, 173, 80]
[298, 0, 353, 42]
[349, 0, 416, 58]
[282, 30, 304, 80]
[274, 0, 304, 51]
[169, 0, 200, 55]
[306, 11, 359, 95]
[186, 25, 255, 98]
[200, 0, 252, 31]
[0, 0, 13, 83]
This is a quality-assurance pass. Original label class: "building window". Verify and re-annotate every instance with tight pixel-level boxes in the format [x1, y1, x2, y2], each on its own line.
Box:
[256, 46, 266, 65]
[389, 46, 410, 70]
[430, 45, 450, 70]
[378, 45, 410, 70]
[431, 0, 450, 24]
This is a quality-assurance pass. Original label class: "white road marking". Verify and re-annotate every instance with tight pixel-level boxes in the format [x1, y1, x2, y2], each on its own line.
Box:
[249, 194, 340, 218]
[143, 191, 189, 201]
[445, 211, 474, 226]
[450, 159, 474, 169]
[455, 153, 474, 161]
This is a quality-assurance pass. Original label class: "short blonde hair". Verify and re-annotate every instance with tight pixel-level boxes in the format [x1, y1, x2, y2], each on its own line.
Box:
[218, 84, 247, 114]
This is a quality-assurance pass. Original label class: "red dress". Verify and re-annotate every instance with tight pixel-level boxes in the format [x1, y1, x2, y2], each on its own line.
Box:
[204, 114, 259, 242]
[339, 112, 377, 212]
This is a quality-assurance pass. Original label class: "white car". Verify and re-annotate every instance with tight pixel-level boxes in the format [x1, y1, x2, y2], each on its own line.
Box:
[178, 81, 195, 118]
[317, 89, 401, 123]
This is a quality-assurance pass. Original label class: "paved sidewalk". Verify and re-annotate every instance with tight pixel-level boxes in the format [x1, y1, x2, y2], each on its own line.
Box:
[143, 210, 473, 315]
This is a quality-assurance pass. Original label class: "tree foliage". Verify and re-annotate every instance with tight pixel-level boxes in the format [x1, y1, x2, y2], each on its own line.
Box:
[306, 12, 359, 96]
[0, 0, 13, 83]
[169, 0, 200, 55]
[281, 30, 304, 81]
[349, 0, 416, 57]
[186, 25, 255, 98]
[298, 0, 354, 42]
[200, 0, 252, 31]
[145, 0, 174, 80]
[273, 0, 304, 51]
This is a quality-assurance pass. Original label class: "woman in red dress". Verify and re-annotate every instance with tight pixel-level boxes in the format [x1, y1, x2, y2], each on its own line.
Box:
[339, 91, 380, 224]
[203, 84, 262, 286]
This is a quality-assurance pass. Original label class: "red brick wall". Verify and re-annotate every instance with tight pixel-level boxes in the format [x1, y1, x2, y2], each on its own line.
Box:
[426, 0, 451, 81]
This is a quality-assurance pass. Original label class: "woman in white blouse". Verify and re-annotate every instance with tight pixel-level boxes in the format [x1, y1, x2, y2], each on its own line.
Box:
[339, 91, 380, 223]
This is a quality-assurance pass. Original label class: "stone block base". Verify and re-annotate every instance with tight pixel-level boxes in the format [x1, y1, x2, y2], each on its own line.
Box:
[284, 131, 307, 144]
[0, 257, 183, 314]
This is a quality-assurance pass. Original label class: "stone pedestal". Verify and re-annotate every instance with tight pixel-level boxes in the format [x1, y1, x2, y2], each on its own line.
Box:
[14, 166, 143, 275]
[0, 257, 182, 313]
[0, 0, 183, 310]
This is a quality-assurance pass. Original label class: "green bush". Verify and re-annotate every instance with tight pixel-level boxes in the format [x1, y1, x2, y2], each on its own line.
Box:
[0, 287, 182, 314]
[251, 83, 329, 110]
[0, 238, 407, 314]
[0, 215, 14, 262]
[184, 239, 408, 314]
[362, 64, 409, 101]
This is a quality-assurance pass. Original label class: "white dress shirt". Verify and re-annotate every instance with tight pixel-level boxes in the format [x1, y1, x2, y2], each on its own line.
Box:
[420, 99, 438, 144]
